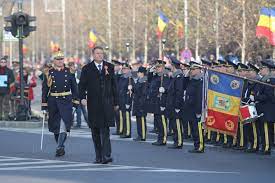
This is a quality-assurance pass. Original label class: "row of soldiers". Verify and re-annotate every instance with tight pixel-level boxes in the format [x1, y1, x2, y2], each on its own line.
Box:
[112, 56, 275, 154]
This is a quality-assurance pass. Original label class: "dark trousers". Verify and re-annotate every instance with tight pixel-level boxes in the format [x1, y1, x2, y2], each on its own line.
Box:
[136, 116, 147, 140]
[190, 120, 204, 151]
[171, 117, 183, 146]
[155, 114, 167, 143]
[153, 114, 158, 131]
[114, 109, 121, 134]
[244, 122, 258, 150]
[259, 121, 273, 153]
[0, 94, 10, 120]
[122, 110, 131, 137]
[91, 127, 111, 160]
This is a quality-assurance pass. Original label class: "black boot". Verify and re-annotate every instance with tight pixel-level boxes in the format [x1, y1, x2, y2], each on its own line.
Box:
[54, 134, 59, 143]
[56, 132, 67, 157]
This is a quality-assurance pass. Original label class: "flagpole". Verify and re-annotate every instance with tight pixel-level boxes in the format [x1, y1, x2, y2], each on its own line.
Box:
[195, 0, 200, 60]
[184, 0, 188, 49]
[107, 0, 112, 61]
[176, 0, 179, 60]
[215, 0, 219, 61]
[144, 0, 148, 64]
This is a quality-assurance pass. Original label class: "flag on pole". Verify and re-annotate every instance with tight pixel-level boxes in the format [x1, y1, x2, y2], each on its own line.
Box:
[50, 41, 60, 52]
[256, 7, 275, 46]
[88, 29, 97, 48]
[206, 70, 244, 136]
[176, 19, 184, 38]
[157, 11, 169, 39]
[23, 44, 28, 55]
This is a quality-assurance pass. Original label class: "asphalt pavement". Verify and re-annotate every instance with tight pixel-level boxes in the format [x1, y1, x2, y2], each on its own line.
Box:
[0, 126, 274, 183]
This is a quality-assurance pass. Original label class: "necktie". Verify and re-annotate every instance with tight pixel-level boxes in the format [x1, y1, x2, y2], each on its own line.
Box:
[98, 64, 102, 73]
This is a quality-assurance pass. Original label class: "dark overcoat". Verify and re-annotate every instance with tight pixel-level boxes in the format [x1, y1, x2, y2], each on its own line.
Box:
[78, 60, 118, 129]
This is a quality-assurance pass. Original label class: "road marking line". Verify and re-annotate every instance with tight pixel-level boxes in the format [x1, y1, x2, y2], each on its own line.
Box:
[0, 160, 65, 166]
[64, 166, 136, 171]
[0, 163, 100, 170]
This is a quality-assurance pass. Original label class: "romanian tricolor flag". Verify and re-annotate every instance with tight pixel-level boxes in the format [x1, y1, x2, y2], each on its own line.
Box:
[256, 7, 275, 46]
[157, 11, 169, 39]
[206, 70, 244, 136]
[88, 29, 97, 48]
[50, 41, 60, 52]
[176, 19, 184, 39]
[22, 44, 28, 55]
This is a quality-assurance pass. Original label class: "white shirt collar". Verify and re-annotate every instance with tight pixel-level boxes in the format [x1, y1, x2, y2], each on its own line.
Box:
[94, 61, 103, 70]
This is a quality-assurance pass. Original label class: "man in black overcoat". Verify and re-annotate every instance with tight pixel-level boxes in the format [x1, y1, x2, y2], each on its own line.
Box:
[78, 46, 119, 164]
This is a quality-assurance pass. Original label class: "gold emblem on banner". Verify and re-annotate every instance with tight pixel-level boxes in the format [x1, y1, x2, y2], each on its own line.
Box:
[210, 74, 219, 85]
[206, 116, 215, 126]
[225, 120, 234, 131]
[230, 80, 240, 89]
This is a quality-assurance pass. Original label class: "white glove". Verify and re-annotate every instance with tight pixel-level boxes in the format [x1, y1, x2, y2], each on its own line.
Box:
[42, 110, 47, 114]
[249, 95, 255, 102]
[125, 104, 130, 109]
[160, 107, 166, 111]
[175, 109, 180, 113]
[196, 114, 202, 119]
[128, 85, 133, 90]
[81, 99, 87, 106]
[159, 87, 165, 93]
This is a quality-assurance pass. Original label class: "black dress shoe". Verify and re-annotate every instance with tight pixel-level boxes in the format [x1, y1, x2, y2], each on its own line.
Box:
[93, 159, 102, 164]
[152, 141, 166, 146]
[102, 157, 113, 164]
[56, 147, 65, 157]
[112, 132, 120, 135]
[257, 151, 271, 155]
[168, 144, 183, 149]
[133, 137, 146, 141]
[245, 148, 257, 153]
[222, 143, 232, 149]
[120, 135, 131, 138]
[188, 149, 204, 153]
[233, 146, 245, 150]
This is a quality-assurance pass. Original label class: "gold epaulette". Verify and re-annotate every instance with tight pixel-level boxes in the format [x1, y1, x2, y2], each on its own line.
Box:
[45, 69, 52, 87]
[72, 99, 80, 104]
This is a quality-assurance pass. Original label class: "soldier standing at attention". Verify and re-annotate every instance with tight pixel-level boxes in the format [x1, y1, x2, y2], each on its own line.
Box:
[41, 50, 79, 157]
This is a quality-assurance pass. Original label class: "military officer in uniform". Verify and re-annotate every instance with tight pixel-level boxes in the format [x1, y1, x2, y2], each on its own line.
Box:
[41, 50, 79, 157]
[183, 62, 204, 153]
[118, 63, 134, 138]
[112, 60, 123, 135]
[166, 57, 184, 149]
[149, 60, 170, 146]
[254, 60, 275, 155]
[242, 63, 261, 153]
[132, 66, 148, 141]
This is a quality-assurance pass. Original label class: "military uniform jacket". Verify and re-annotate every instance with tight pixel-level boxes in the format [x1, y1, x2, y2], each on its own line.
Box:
[117, 74, 134, 111]
[78, 61, 118, 129]
[182, 76, 203, 122]
[41, 67, 78, 133]
[132, 76, 148, 117]
[166, 71, 184, 119]
[146, 74, 170, 114]
[254, 76, 275, 123]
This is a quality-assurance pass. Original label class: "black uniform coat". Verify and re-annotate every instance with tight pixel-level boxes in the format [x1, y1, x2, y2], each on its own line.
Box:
[166, 70, 184, 119]
[41, 67, 78, 134]
[182, 75, 203, 122]
[117, 74, 134, 111]
[254, 76, 275, 123]
[146, 73, 170, 114]
[132, 76, 148, 117]
[78, 60, 118, 129]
